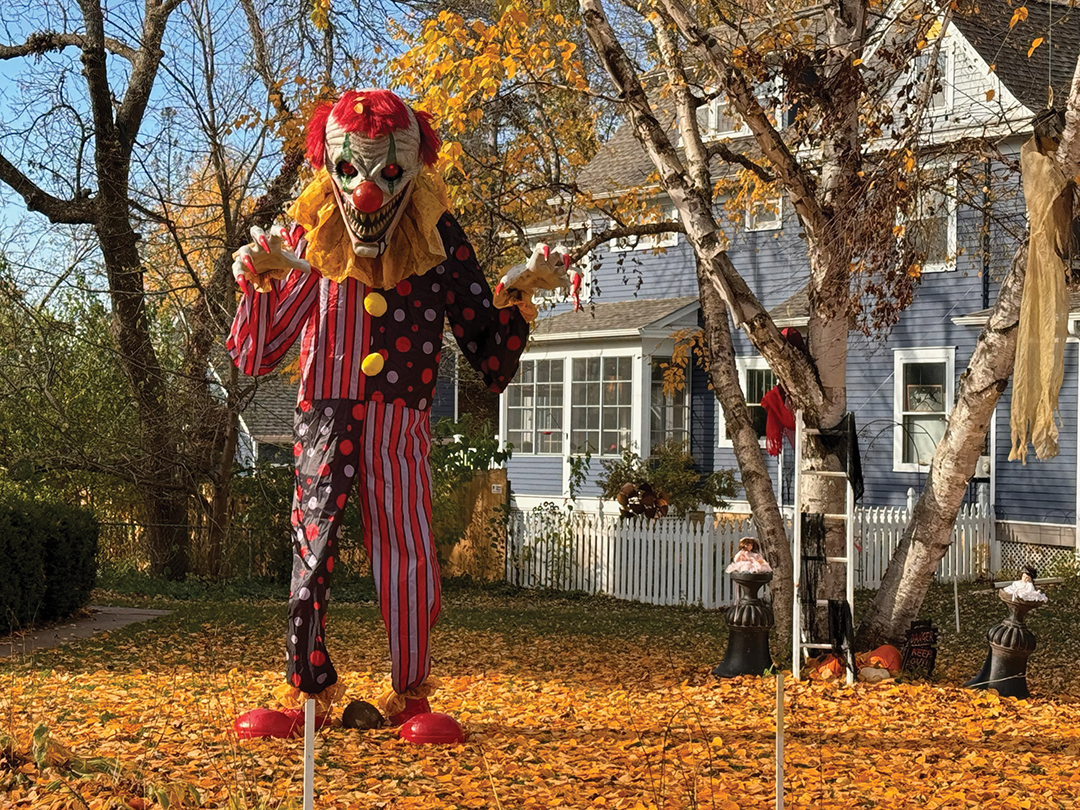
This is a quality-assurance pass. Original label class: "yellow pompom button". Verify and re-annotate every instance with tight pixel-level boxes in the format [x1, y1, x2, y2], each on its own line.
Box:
[364, 292, 387, 317]
[361, 353, 385, 376]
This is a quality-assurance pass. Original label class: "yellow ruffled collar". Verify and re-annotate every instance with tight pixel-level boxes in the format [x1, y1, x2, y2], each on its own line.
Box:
[288, 168, 449, 289]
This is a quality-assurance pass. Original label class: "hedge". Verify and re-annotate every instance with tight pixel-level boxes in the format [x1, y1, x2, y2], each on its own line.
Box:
[0, 499, 99, 634]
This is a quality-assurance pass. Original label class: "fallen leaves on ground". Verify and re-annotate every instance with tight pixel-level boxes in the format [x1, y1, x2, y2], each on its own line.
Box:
[2, 589, 1080, 809]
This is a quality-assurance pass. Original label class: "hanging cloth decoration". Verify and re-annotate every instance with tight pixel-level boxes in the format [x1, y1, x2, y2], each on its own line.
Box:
[1009, 134, 1071, 462]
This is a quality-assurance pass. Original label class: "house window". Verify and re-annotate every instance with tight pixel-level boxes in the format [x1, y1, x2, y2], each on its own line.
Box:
[705, 78, 783, 139]
[507, 359, 564, 454]
[907, 167, 956, 272]
[609, 207, 679, 252]
[746, 196, 783, 232]
[571, 356, 633, 455]
[913, 40, 951, 113]
[650, 358, 689, 453]
[894, 347, 954, 471]
[718, 358, 776, 446]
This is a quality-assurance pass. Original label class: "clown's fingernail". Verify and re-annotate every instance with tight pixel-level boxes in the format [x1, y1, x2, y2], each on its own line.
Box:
[563, 254, 571, 268]
[542, 245, 550, 260]
[495, 282, 504, 295]
[243, 256, 256, 274]
[257, 235, 271, 252]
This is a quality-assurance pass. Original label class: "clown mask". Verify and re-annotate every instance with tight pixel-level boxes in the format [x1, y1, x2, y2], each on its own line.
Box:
[308, 90, 440, 258]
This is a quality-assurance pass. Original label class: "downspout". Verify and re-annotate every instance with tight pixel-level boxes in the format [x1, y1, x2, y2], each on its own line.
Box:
[982, 158, 991, 310]
[1070, 317, 1080, 557]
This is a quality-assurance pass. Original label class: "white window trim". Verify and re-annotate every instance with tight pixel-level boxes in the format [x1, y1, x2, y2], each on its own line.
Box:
[608, 207, 679, 253]
[704, 79, 784, 141]
[903, 162, 957, 274]
[504, 357, 566, 457]
[648, 354, 692, 453]
[718, 356, 773, 449]
[745, 195, 784, 232]
[921, 36, 954, 116]
[893, 346, 955, 473]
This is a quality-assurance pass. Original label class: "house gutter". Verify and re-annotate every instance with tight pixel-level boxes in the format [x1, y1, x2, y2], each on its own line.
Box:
[1071, 317, 1080, 554]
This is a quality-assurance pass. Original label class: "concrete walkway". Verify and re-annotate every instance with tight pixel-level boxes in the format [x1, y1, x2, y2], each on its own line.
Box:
[0, 606, 172, 659]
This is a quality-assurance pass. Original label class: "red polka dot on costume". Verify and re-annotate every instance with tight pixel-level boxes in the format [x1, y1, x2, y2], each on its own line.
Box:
[340, 439, 353, 455]
[452, 324, 464, 338]
[446, 291, 456, 304]
[310, 650, 326, 666]
[489, 357, 500, 370]
[422, 368, 434, 384]
[397, 279, 412, 295]
[412, 324, 419, 332]
[318, 463, 330, 476]
[499, 309, 510, 324]
[300, 401, 312, 412]
[306, 524, 319, 540]
[407, 386, 413, 392]
[327, 556, 334, 572]
[463, 308, 475, 320]
[455, 245, 470, 260]
[314, 601, 320, 610]
[396, 336, 412, 352]
[371, 391, 384, 401]
[407, 361, 413, 368]
[336, 493, 347, 508]
[379, 349, 389, 360]
[293, 442, 302, 457]
[352, 403, 365, 419]
[292, 673, 302, 686]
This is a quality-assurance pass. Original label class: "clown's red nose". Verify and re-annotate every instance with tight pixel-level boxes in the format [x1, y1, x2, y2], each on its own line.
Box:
[352, 181, 383, 214]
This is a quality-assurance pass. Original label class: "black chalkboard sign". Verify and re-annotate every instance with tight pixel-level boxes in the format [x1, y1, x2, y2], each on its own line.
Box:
[901, 620, 938, 678]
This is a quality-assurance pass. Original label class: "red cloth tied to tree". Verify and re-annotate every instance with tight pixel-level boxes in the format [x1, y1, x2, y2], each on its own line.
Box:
[761, 385, 795, 456]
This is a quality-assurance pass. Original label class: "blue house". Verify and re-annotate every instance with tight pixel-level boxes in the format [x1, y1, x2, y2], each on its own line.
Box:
[499, 0, 1080, 573]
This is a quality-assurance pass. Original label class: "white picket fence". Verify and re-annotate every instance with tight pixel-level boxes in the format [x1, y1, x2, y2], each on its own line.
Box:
[506, 497, 995, 608]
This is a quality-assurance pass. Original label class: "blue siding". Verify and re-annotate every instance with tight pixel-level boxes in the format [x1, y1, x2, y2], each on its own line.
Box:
[506, 455, 564, 497]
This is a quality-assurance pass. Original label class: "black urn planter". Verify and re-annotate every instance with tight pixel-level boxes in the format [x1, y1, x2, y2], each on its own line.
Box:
[964, 590, 1040, 699]
[713, 570, 774, 678]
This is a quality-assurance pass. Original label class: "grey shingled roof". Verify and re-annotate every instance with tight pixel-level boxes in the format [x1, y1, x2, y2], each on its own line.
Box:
[769, 284, 810, 324]
[531, 296, 698, 338]
[953, 0, 1080, 114]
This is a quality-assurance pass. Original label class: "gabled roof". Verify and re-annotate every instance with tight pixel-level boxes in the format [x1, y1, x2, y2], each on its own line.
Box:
[530, 296, 699, 342]
[952, 0, 1080, 114]
[954, 288, 1080, 325]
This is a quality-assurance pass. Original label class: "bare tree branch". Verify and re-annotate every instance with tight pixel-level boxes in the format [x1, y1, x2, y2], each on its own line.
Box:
[0, 30, 138, 62]
[0, 153, 95, 224]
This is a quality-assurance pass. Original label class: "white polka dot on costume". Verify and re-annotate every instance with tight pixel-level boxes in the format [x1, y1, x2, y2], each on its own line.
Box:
[432, 283, 440, 292]
[424, 308, 437, 321]
[387, 370, 399, 383]
[308, 497, 317, 509]
[419, 398, 428, 409]
[436, 265, 445, 274]
[482, 299, 490, 308]
[317, 673, 328, 683]
[298, 424, 308, 435]
[324, 406, 333, 416]
[394, 309, 406, 322]
[291, 635, 298, 644]
[467, 342, 478, 352]
[423, 341, 434, 353]
[470, 282, 482, 295]
[294, 617, 303, 626]
[495, 334, 502, 344]
[344, 464, 355, 477]
[298, 587, 311, 600]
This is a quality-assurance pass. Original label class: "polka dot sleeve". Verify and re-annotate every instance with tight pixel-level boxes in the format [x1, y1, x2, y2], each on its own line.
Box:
[438, 215, 530, 393]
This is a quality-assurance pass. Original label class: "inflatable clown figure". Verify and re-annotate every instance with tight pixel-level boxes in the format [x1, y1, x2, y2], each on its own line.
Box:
[228, 89, 570, 739]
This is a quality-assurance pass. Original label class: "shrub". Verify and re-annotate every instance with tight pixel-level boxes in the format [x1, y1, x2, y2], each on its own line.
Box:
[597, 440, 740, 518]
[0, 498, 98, 633]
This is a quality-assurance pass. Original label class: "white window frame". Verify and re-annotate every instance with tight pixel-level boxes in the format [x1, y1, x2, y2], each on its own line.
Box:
[569, 354, 637, 457]
[893, 346, 954, 472]
[746, 195, 784, 232]
[704, 77, 784, 140]
[608, 207, 679, 253]
[717, 357, 776, 448]
[505, 358, 566, 456]
[903, 163, 957, 274]
[648, 355, 691, 454]
[913, 36, 954, 116]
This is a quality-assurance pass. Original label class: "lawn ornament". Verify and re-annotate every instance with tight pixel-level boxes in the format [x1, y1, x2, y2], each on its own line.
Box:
[227, 88, 571, 739]
[965, 566, 1045, 698]
[713, 545, 774, 678]
[399, 712, 466, 745]
[341, 700, 385, 730]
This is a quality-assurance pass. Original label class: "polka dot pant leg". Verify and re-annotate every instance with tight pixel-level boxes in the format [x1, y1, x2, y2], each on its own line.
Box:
[286, 400, 364, 694]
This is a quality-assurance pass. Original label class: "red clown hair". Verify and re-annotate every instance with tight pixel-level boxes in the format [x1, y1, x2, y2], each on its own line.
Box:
[305, 89, 441, 170]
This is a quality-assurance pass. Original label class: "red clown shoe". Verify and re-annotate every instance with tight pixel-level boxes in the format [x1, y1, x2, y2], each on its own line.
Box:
[388, 696, 431, 727]
[399, 712, 466, 745]
[233, 706, 331, 740]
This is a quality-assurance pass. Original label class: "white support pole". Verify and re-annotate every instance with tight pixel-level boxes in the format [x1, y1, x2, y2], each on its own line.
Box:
[845, 476, 855, 686]
[303, 698, 315, 810]
[792, 411, 803, 680]
[954, 575, 961, 632]
[775, 671, 784, 810]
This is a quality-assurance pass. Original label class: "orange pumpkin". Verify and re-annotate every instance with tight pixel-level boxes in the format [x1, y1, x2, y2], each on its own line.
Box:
[867, 644, 903, 672]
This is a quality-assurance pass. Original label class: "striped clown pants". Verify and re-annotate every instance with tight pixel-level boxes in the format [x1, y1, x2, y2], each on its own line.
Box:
[286, 399, 441, 696]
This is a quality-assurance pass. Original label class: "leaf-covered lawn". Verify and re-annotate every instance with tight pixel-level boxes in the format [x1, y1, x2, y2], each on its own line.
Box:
[3, 581, 1080, 809]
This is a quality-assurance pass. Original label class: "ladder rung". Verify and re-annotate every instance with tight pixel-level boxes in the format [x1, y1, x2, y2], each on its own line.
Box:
[801, 470, 847, 477]
[825, 556, 849, 563]
[800, 643, 834, 650]
[822, 513, 848, 520]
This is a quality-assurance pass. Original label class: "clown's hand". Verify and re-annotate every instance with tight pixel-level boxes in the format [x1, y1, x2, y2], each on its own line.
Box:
[232, 226, 311, 293]
[493, 244, 572, 319]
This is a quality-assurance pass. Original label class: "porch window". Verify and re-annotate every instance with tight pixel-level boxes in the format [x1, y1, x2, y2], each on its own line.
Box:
[894, 347, 954, 471]
[650, 358, 689, 453]
[746, 196, 783, 232]
[571, 356, 633, 455]
[506, 359, 564, 454]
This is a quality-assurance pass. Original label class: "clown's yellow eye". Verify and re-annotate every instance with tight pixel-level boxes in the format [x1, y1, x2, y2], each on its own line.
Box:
[381, 164, 403, 181]
[337, 161, 358, 177]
